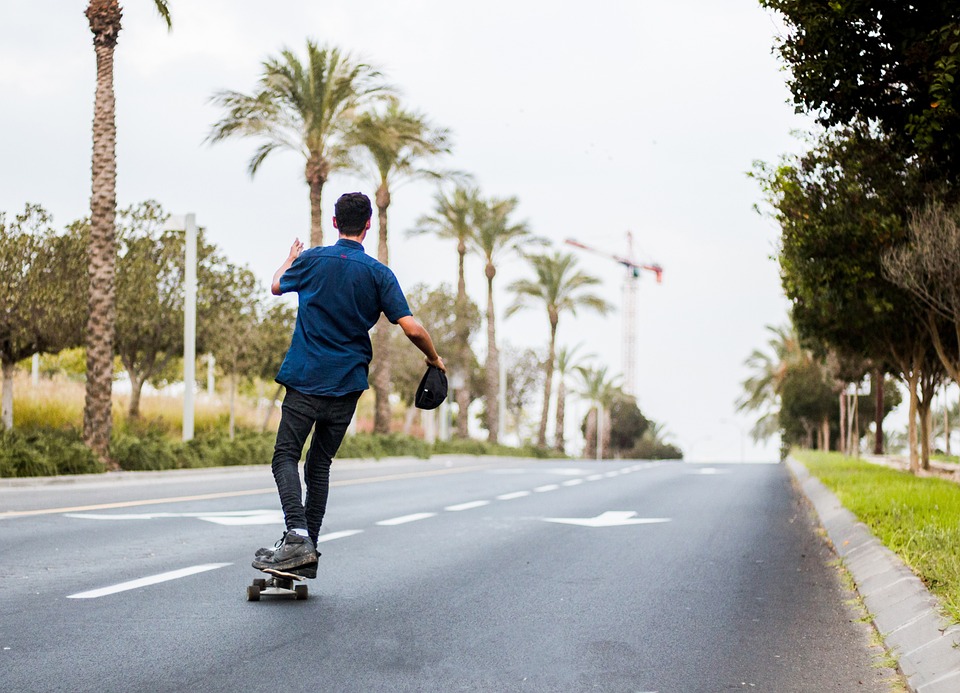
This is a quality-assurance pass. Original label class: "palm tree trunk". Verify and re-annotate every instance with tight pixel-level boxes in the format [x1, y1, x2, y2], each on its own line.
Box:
[873, 368, 884, 454]
[602, 407, 612, 459]
[260, 384, 283, 432]
[305, 154, 328, 247]
[907, 369, 919, 473]
[1, 359, 14, 430]
[537, 317, 557, 447]
[84, 0, 122, 468]
[485, 266, 499, 443]
[455, 239, 470, 439]
[372, 320, 392, 434]
[372, 185, 393, 435]
[584, 407, 597, 459]
[838, 391, 847, 455]
[554, 380, 566, 454]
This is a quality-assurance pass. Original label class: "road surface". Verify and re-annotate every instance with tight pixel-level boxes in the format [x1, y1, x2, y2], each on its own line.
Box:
[0, 457, 898, 692]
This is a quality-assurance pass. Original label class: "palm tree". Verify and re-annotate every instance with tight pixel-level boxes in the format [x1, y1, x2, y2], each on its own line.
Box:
[508, 251, 611, 447]
[410, 186, 480, 438]
[468, 195, 534, 443]
[208, 40, 391, 247]
[553, 344, 592, 454]
[575, 364, 620, 459]
[737, 323, 805, 443]
[83, 0, 171, 465]
[347, 102, 453, 433]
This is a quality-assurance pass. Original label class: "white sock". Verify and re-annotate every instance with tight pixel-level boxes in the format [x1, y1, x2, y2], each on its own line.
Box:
[290, 528, 309, 538]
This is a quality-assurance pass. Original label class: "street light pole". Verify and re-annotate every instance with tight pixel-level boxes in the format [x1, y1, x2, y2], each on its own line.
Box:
[182, 214, 197, 442]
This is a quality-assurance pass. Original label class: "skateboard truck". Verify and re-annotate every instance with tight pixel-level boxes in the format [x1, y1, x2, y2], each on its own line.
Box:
[246, 570, 309, 601]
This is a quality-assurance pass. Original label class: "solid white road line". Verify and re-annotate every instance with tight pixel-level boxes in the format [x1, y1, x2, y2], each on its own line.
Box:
[67, 563, 232, 599]
[376, 512, 437, 526]
[496, 491, 531, 501]
[533, 484, 560, 492]
[445, 501, 491, 512]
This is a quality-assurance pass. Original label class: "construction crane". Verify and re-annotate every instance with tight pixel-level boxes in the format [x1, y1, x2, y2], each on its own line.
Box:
[565, 233, 662, 397]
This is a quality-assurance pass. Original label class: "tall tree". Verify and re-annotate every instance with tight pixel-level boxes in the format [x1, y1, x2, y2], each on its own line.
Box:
[347, 102, 453, 434]
[83, 0, 171, 464]
[553, 344, 591, 454]
[575, 364, 619, 459]
[0, 206, 87, 429]
[508, 251, 610, 447]
[469, 195, 535, 443]
[761, 1, 960, 186]
[208, 40, 392, 248]
[410, 186, 480, 438]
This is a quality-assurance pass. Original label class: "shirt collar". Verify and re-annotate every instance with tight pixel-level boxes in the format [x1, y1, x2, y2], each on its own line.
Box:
[335, 238, 365, 251]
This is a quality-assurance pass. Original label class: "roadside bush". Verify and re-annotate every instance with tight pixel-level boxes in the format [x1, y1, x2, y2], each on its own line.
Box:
[432, 438, 566, 459]
[0, 430, 102, 477]
[337, 433, 430, 460]
[110, 430, 177, 471]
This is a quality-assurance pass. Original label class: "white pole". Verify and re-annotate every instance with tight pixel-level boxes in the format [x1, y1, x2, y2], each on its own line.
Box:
[31, 353, 39, 386]
[183, 213, 197, 442]
[207, 353, 215, 396]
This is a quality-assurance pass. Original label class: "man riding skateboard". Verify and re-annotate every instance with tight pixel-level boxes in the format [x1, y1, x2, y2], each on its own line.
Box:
[253, 192, 445, 579]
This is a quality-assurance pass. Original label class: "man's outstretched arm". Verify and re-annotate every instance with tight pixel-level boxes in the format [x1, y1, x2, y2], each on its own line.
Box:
[397, 316, 445, 372]
[271, 238, 304, 295]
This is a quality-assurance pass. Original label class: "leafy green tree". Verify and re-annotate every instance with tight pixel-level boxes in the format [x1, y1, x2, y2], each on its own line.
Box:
[410, 186, 481, 438]
[501, 343, 545, 444]
[208, 40, 392, 247]
[754, 126, 931, 462]
[761, 1, 960, 185]
[113, 202, 181, 418]
[388, 284, 481, 434]
[83, 0, 172, 464]
[508, 251, 610, 447]
[204, 263, 263, 439]
[575, 364, 620, 459]
[0, 205, 87, 429]
[347, 101, 453, 434]
[468, 194, 536, 443]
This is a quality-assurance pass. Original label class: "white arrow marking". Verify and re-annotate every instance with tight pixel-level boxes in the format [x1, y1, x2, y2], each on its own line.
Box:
[67, 563, 231, 599]
[64, 510, 284, 526]
[542, 511, 671, 528]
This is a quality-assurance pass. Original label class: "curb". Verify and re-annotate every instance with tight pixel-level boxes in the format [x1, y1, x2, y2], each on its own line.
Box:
[787, 457, 960, 693]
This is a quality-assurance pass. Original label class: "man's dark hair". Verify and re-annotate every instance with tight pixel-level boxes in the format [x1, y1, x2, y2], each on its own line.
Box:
[335, 192, 372, 236]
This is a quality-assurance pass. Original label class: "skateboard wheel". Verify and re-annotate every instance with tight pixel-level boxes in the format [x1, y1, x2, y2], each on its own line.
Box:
[246, 585, 261, 601]
[253, 578, 267, 589]
[294, 585, 308, 600]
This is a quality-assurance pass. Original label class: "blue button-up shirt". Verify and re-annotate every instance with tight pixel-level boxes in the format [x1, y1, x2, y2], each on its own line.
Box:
[275, 238, 412, 396]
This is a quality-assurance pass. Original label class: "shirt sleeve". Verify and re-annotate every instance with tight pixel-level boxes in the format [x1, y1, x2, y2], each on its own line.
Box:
[379, 267, 413, 323]
[278, 252, 308, 294]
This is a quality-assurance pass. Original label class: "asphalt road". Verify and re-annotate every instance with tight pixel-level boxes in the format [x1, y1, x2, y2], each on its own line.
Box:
[0, 457, 898, 692]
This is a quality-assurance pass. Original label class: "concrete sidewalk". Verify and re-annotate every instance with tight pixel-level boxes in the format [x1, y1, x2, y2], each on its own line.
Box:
[788, 457, 960, 693]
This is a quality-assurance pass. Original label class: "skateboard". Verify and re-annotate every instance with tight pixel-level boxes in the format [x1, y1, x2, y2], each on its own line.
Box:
[246, 568, 309, 601]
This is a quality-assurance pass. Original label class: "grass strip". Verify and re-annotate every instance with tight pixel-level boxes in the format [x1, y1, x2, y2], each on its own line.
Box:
[794, 450, 960, 623]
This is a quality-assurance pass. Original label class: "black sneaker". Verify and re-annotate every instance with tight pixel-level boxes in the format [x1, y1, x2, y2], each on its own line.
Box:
[252, 532, 317, 572]
[264, 561, 318, 580]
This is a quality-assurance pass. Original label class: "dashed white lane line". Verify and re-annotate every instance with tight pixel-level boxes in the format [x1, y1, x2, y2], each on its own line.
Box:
[376, 512, 437, 526]
[496, 491, 531, 501]
[586, 474, 605, 481]
[67, 563, 231, 599]
[445, 500, 491, 512]
[561, 479, 584, 487]
[604, 471, 620, 478]
[317, 530, 364, 542]
[534, 484, 560, 492]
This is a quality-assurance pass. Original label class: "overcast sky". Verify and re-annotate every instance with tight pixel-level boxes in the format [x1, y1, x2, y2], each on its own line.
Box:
[0, 1, 815, 461]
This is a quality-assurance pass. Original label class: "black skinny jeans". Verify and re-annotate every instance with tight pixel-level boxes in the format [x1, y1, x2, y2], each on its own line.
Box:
[272, 387, 361, 541]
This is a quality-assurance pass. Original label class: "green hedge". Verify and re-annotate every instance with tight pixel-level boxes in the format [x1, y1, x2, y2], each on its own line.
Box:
[0, 428, 564, 478]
